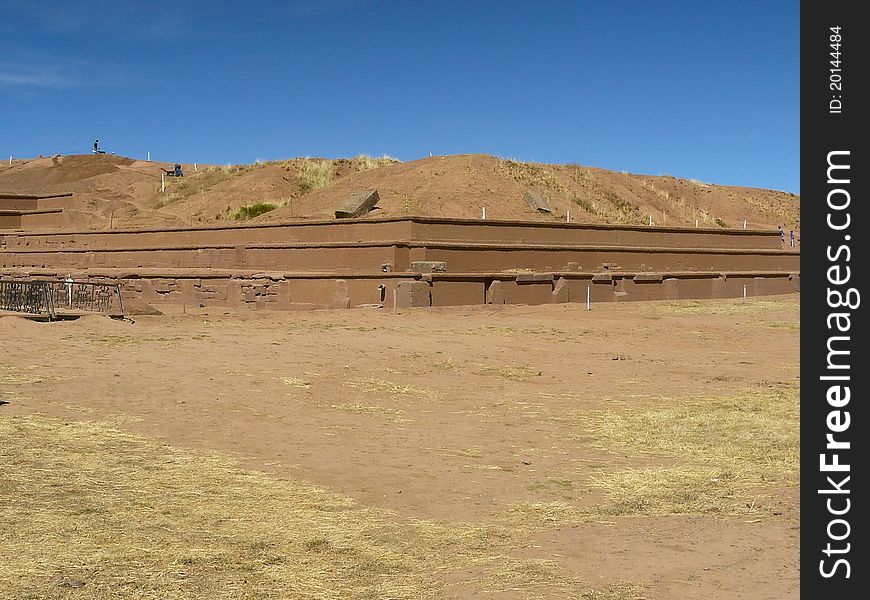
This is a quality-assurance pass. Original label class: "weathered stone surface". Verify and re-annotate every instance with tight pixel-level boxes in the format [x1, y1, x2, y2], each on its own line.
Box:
[633, 273, 663, 282]
[410, 261, 446, 273]
[251, 272, 285, 280]
[552, 277, 570, 303]
[524, 190, 552, 213]
[486, 280, 504, 304]
[334, 189, 380, 219]
[395, 281, 431, 308]
[515, 272, 554, 283]
[234, 245, 247, 267]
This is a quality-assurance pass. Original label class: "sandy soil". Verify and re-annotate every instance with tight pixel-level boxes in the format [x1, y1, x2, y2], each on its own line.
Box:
[1, 297, 800, 598]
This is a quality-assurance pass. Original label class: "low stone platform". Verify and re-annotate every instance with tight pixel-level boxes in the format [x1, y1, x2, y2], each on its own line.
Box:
[0, 216, 799, 310]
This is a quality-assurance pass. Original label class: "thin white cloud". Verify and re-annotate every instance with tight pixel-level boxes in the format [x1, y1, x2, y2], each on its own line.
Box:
[0, 65, 75, 88]
[0, 1, 194, 43]
[0, 57, 140, 89]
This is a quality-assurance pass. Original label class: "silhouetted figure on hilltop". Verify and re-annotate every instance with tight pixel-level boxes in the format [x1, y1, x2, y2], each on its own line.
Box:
[161, 163, 184, 177]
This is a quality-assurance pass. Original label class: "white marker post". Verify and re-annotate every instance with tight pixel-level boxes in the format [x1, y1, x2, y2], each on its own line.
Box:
[566, 210, 571, 223]
[147, 151, 151, 162]
[8, 156, 12, 166]
[393, 289, 398, 314]
[743, 284, 747, 299]
[695, 218, 699, 227]
[586, 285, 591, 310]
[648, 215, 653, 226]
[743, 219, 747, 230]
[161, 173, 165, 193]
[65, 274, 74, 307]
[482, 207, 486, 220]
[194, 163, 198, 172]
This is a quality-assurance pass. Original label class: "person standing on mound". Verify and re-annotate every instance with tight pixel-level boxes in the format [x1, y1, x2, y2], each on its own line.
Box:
[93, 139, 99, 153]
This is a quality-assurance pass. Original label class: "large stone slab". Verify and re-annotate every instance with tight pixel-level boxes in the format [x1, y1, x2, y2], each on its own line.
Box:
[524, 190, 552, 213]
[334, 189, 380, 219]
[395, 281, 431, 308]
[487, 280, 504, 304]
[552, 277, 570, 303]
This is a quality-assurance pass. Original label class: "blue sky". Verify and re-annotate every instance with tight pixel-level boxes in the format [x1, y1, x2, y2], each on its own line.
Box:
[1, 1, 799, 192]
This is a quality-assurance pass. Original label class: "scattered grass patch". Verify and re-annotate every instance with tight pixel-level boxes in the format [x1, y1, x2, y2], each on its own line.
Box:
[591, 466, 752, 516]
[328, 402, 407, 420]
[526, 478, 574, 493]
[475, 365, 542, 380]
[572, 195, 598, 215]
[581, 387, 799, 516]
[0, 365, 44, 385]
[477, 559, 583, 597]
[431, 358, 462, 372]
[580, 582, 648, 600]
[344, 377, 436, 399]
[354, 154, 400, 171]
[86, 335, 144, 347]
[507, 501, 587, 529]
[501, 159, 571, 195]
[637, 297, 799, 317]
[152, 165, 251, 209]
[233, 202, 277, 220]
[400, 194, 424, 215]
[436, 446, 483, 459]
[760, 320, 800, 329]
[601, 191, 638, 222]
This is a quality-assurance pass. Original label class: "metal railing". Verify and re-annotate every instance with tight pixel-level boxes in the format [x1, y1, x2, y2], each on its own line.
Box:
[0, 279, 124, 319]
[0, 280, 53, 316]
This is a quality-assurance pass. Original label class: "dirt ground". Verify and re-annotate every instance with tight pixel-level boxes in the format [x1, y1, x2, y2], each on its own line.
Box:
[0, 153, 800, 232]
[1, 296, 800, 599]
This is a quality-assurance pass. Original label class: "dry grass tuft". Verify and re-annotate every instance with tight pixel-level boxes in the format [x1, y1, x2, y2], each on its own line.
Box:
[233, 202, 277, 220]
[298, 160, 336, 193]
[580, 582, 649, 599]
[344, 377, 437, 399]
[507, 501, 587, 528]
[399, 193, 424, 216]
[475, 365, 543, 380]
[327, 402, 409, 421]
[354, 154, 401, 171]
[0, 414, 597, 599]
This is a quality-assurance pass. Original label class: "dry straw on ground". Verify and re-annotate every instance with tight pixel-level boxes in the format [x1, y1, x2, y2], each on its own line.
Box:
[581, 386, 800, 516]
[1, 415, 621, 599]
